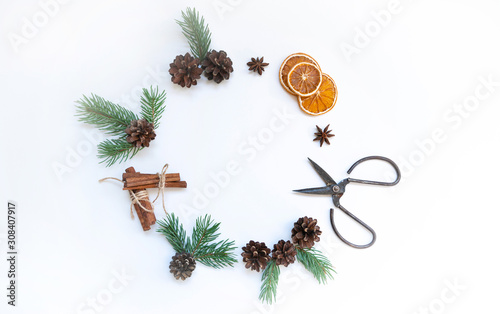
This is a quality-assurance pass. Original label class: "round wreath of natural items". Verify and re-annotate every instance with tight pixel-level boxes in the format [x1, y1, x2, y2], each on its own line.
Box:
[75, 86, 166, 167]
[242, 216, 335, 304]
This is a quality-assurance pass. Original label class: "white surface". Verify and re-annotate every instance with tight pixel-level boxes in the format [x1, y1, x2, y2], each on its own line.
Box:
[1, 0, 500, 313]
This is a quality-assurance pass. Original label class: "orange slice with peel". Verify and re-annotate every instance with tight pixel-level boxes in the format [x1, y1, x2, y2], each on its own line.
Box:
[279, 53, 321, 95]
[298, 74, 338, 116]
[287, 62, 322, 97]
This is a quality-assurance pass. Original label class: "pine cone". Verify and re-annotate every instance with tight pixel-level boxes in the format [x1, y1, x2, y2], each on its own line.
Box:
[169, 252, 196, 280]
[241, 240, 271, 272]
[125, 119, 156, 148]
[291, 216, 322, 249]
[272, 240, 296, 267]
[169, 52, 203, 88]
[201, 50, 234, 83]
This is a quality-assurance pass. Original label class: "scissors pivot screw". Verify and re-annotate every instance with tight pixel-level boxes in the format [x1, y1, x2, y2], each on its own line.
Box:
[332, 186, 340, 192]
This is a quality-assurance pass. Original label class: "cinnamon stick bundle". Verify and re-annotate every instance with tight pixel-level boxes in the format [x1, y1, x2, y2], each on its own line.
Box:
[123, 167, 156, 231]
[122, 172, 187, 190]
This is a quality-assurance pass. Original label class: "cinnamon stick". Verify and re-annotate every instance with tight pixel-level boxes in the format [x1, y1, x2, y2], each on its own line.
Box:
[123, 173, 181, 182]
[123, 173, 181, 188]
[123, 167, 156, 231]
[122, 181, 187, 190]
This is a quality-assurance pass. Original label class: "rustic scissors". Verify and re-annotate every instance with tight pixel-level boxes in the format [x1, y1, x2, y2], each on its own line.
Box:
[294, 156, 401, 249]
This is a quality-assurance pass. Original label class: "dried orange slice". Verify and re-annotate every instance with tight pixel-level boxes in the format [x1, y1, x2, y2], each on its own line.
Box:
[279, 53, 321, 95]
[287, 62, 322, 97]
[298, 74, 338, 116]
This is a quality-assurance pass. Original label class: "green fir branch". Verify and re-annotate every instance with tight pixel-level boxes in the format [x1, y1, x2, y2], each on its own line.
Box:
[259, 260, 280, 304]
[75, 94, 139, 136]
[296, 247, 336, 284]
[157, 214, 188, 254]
[158, 214, 236, 269]
[140, 86, 166, 128]
[97, 138, 142, 167]
[193, 239, 238, 269]
[176, 7, 212, 60]
[186, 215, 221, 254]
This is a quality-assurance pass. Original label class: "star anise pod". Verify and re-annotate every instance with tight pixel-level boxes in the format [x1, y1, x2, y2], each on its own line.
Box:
[247, 57, 269, 75]
[313, 124, 335, 147]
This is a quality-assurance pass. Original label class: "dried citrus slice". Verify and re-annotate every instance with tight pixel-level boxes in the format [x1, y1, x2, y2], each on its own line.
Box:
[298, 73, 338, 116]
[287, 62, 322, 97]
[279, 53, 321, 95]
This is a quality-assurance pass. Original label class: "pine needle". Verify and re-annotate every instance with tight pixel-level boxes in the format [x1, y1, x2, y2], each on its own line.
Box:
[157, 214, 188, 254]
[296, 247, 336, 284]
[176, 7, 212, 60]
[140, 86, 166, 128]
[259, 260, 280, 304]
[97, 138, 142, 167]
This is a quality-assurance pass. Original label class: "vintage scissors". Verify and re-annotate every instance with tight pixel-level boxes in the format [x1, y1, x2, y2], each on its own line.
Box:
[294, 156, 401, 249]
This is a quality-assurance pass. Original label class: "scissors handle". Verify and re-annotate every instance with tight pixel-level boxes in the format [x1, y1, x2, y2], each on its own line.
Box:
[330, 205, 376, 249]
[347, 156, 401, 186]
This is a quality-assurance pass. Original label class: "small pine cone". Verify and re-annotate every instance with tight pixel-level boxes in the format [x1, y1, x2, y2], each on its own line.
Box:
[272, 240, 297, 267]
[169, 252, 196, 281]
[125, 119, 156, 148]
[168, 52, 203, 88]
[241, 240, 271, 272]
[291, 216, 322, 249]
[201, 50, 234, 83]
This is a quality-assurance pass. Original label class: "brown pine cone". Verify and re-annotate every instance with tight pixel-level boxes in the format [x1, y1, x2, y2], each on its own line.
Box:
[272, 240, 296, 267]
[169, 252, 196, 280]
[201, 50, 234, 83]
[169, 52, 203, 88]
[125, 119, 156, 148]
[241, 240, 271, 272]
[291, 216, 322, 249]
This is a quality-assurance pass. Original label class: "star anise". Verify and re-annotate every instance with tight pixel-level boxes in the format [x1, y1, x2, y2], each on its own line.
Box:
[313, 124, 335, 147]
[247, 57, 269, 75]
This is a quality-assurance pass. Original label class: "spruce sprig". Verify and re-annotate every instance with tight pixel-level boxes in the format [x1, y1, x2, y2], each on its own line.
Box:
[259, 260, 280, 304]
[176, 7, 212, 60]
[194, 239, 238, 269]
[157, 213, 187, 254]
[75, 94, 139, 136]
[296, 247, 336, 284]
[186, 215, 221, 253]
[140, 86, 166, 128]
[75, 86, 166, 167]
[97, 138, 143, 167]
[157, 213, 237, 269]
[257, 245, 335, 304]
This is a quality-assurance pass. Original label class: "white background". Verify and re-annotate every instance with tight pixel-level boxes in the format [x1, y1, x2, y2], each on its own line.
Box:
[1, 0, 499, 313]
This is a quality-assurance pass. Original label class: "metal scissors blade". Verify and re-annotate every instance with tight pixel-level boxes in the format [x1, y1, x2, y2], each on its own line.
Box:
[293, 186, 333, 195]
[307, 158, 336, 186]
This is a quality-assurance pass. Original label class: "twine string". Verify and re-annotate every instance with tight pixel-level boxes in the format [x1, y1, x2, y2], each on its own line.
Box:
[152, 163, 169, 216]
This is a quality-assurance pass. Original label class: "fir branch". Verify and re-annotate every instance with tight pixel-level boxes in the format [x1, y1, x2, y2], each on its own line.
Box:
[176, 7, 212, 60]
[193, 239, 238, 269]
[140, 86, 166, 128]
[75, 94, 139, 136]
[186, 215, 221, 254]
[259, 260, 280, 304]
[157, 214, 188, 254]
[97, 138, 142, 167]
[158, 214, 236, 269]
[296, 247, 336, 284]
